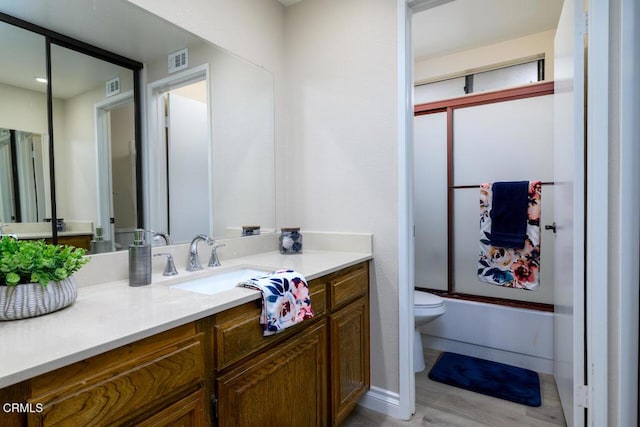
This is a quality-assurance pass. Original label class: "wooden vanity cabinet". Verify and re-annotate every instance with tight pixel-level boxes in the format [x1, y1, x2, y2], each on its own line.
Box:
[22, 235, 92, 250]
[216, 321, 328, 427]
[21, 322, 209, 427]
[213, 278, 327, 372]
[0, 261, 370, 427]
[212, 277, 328, 426]
[213, 261, 370, 427]
[326, 262, 370, 426]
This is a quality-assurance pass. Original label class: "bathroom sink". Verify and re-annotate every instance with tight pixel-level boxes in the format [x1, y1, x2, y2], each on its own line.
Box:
[169, 265, 272, 295]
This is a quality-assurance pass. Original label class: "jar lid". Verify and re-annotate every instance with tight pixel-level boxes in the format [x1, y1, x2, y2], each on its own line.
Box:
[281, 227, 300, 232]
[242, 225, 260, 231]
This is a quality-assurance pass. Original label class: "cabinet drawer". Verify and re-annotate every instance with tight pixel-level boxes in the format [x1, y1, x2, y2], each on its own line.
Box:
[41, 234, 92, 250]
[27, 324, 205, 426]
[329, 262, 368, 310]
[214, 280, 326, 371]
[137, 388, 207, 427]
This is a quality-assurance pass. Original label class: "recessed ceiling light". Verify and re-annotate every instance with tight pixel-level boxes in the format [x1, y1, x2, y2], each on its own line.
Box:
[35, 77, 48, 84]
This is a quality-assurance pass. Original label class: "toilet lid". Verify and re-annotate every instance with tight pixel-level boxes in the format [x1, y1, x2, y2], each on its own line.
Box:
[414, 290, 444, 307]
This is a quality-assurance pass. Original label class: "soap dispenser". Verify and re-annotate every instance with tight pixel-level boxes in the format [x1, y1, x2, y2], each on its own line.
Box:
[90, 226, 112, 254]
[129, 229, 151, 286]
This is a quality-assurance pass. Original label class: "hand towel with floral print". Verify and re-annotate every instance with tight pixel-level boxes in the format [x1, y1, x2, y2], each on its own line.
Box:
[237, 269, 314, 336]
[478, 181, 542, 291]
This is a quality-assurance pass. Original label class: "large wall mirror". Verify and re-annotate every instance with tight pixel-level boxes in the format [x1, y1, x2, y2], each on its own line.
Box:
[0, 0, 276, 251]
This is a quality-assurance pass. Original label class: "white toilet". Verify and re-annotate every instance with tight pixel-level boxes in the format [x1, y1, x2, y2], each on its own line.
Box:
[414, 290, 447, 372]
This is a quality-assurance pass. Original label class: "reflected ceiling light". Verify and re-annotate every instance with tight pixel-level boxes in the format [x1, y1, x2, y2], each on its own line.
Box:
[35, 77, 48, 83]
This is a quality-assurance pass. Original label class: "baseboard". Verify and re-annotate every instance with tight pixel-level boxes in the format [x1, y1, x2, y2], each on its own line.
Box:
[358, 386, 405, 419]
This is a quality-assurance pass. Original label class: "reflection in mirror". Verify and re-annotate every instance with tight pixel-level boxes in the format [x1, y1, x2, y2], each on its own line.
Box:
[50, 43, 135, 250]
[146, 42, 276, 243]
[0, 129, 48, 222]
[1, 0, 277, 248]
[0, 20, 49, 226]
[162, 80, 210, 244]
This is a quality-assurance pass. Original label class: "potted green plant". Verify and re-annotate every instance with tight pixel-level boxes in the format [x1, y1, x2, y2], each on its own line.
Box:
[0, 236, 89, 320]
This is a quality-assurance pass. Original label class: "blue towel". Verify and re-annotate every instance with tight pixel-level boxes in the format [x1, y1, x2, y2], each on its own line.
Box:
[489, 181, 529, 249]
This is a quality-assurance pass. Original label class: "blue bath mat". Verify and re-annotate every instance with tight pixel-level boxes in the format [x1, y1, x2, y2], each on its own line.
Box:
[428, 352, 541, 407]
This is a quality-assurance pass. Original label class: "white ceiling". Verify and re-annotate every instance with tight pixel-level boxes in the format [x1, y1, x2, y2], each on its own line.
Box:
[0, 0, 207, 98]
[278, 0, 562, 60]
[413, 0, 564, 60]
[1, 0, 563, 97]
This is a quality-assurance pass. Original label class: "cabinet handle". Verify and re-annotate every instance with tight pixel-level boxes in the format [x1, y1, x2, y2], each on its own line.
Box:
[210, 393, 218, 420]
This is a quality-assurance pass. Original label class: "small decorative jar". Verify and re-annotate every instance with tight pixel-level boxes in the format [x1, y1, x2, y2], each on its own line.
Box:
[279, 227, 302, 254]
[242, 225, 261, 236]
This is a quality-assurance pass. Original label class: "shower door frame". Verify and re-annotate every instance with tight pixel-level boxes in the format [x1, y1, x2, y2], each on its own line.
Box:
[414, 81, 555, 312]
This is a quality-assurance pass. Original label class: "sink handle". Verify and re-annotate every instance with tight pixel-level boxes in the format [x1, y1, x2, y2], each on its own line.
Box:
[208, 243, 227, 267]
[154, 253, 178, 276]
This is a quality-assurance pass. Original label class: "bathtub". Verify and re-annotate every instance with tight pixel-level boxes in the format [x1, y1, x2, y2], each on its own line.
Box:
[419, 297, 554, 374]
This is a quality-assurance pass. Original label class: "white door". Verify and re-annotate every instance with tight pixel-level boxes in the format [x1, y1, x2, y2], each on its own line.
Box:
[166, 92, 210, 243]
[553, 0, 586, 425]
[110, 102, 137, 248]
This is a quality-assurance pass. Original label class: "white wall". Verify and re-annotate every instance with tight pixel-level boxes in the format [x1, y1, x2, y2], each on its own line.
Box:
[128, 0, 283, 74]
[284, 0, 400, 394]
[0, 83, 48, 134]
[55, 89, 96, 222]
[414, 29, 555, 83]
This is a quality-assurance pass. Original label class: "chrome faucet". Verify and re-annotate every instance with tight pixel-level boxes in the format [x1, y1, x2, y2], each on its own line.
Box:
[187, 234, 214, 271]
[150, 230, 172, 246]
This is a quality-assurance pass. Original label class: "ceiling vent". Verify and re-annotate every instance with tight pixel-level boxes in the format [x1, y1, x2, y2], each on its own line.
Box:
[105, 77, 120, 97]
[168, 48, 188, 74]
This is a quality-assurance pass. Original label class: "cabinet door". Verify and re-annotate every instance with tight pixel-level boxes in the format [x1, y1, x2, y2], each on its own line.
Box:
[137, 388, 208, 427]
[217, 321, 327, 427]
[329, 297, 370, 426]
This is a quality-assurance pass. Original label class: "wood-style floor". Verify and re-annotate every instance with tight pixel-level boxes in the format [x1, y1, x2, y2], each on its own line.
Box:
[343, 348, 567, 427]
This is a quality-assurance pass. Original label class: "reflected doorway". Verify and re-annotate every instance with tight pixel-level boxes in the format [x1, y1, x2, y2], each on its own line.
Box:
[163, 80, 209, 244]
[147, 65, 212, 245]
[95, 92, 136, 251]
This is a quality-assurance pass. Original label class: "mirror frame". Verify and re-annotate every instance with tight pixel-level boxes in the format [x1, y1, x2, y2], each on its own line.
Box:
[0, 11, 143, 244]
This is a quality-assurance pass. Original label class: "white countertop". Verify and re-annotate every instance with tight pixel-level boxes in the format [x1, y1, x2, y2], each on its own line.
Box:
[13, 230, 93, 239]
[1, 221, 93, 239]
[0, 249, 371, 389]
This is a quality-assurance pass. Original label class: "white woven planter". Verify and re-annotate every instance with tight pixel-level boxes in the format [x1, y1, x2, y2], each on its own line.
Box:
[0, 277, 78, 321]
